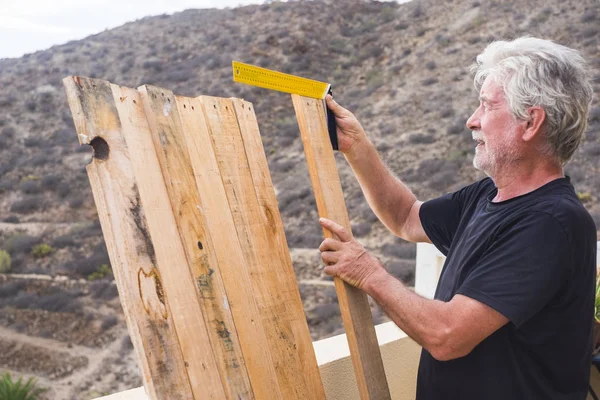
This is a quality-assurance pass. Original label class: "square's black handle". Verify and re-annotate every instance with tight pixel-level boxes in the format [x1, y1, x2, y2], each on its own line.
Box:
[325, 88, 338, 151]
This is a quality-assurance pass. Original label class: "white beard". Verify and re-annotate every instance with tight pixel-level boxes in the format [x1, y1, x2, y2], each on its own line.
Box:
[473, 140, 522, 177]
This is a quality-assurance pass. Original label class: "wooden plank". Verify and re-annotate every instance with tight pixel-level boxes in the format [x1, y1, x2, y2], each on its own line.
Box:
[231, 98, 325, 394]
[174, 95, 282, 399]
[63, 76, 193, 400]
[291, 94, 391, 400]
[200, 96, 327, 399]
[136, 85, 254, 399]
[109, 84, 229, 400]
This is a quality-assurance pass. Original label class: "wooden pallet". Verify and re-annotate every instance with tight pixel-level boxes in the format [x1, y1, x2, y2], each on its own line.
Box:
[63, 77, 389, 400]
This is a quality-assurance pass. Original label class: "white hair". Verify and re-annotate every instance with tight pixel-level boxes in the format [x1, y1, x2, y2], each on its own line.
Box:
[472, 37, 593, 165]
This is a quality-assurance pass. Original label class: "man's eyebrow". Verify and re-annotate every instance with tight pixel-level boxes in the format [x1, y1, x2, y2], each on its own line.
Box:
[479, 95, 490, 103]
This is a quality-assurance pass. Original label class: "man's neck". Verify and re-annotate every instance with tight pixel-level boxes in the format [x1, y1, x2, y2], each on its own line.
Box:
[490, 160, 564, 202]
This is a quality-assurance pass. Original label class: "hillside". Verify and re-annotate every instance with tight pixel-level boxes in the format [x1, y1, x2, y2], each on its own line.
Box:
[0, 0, 599, 398]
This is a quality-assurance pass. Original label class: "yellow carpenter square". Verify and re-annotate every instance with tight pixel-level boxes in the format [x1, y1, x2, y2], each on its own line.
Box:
[232, 61, 331, 99]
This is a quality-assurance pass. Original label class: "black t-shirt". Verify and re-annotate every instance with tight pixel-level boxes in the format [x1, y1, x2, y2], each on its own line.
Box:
[417, 177, 597, 400]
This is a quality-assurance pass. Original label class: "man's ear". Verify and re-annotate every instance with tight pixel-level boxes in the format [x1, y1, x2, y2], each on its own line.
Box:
[522, 107, 546, 142]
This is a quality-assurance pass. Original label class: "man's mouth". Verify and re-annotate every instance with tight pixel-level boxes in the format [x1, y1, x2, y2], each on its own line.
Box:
[473, 137, 485, 148]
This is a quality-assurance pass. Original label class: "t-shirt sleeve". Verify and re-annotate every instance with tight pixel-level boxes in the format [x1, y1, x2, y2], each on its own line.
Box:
[456, 211, 571, 328]
[419, 179, 492, 255]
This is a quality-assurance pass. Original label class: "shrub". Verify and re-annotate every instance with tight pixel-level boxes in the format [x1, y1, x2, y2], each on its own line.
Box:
[51, 234, 77, 249]
[20, 175, 40, 182]
[10, 196, 43, 214]
[121, 335, 134, 352]
[90, 281, 119, 300]
[19, 181, 41, 194]
[577, 192, 593, 203]
[409, 133, 436, 144]
[309, 303, 340, 323]
[0, 372, 47, 400]
[582, 27, 599, 39]
[11, 287, 84, 313]
[0, 281, 25, 298]
[88, 264, 112, 281]
[581, 10, 598, 23]
[352, 222, 372, 237]
[421, 77, 438, 86]
[31, 244, 55, 258]
[381, 241, 416, 259]
[29, 155, 50, 167]
[1, 126, 15, 138]
[590, 107, 600, 123]
[440, 108, 455, 119]
[57, 182, 71, 198]
[101, 315, 118, 331]
[23, 138, 39, 148]
[5, 235, 42, 255]
[447, 120, 467, 135]
[69, 196, 84, 208]
[49, 128, 75, 146]
[387, 259, 415, 284]
[425, 61, 437, 70]
[0, 250, 11, 273]
[41, 174, 61, 188]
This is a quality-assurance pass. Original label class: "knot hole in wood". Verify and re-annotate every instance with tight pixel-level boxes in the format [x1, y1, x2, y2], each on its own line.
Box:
[90, 136, 109, 161]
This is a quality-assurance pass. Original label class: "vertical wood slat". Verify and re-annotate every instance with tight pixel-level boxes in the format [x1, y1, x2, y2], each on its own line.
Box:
[200, 96, 327, 400]
[176, 95, 283, 400]
[63, 76, 196, 400]
[231, 98, 326, 395]
[136, 85, 253, 399]
[291, 94, 391, 400]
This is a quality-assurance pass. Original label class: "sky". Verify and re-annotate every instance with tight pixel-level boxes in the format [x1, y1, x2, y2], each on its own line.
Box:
[0, 0, 274, 59]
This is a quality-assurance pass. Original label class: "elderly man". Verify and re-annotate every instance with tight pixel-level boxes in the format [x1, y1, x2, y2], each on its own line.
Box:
[320, 37, 596, 399]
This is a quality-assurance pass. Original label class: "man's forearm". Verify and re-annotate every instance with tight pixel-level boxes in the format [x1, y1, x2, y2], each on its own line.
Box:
[365, 270, 462, 361]
[344, 140, 417, 237]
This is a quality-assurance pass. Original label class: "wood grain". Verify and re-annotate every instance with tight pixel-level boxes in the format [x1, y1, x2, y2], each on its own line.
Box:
[292, 94, 391, 400]
[175, 95, 284, 399]
[63, 76, 194, 400]
[137, 85, 253, 399]
[200, 96, 326, 399]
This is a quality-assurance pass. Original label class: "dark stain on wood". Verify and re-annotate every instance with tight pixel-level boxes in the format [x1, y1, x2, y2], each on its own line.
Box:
[129, 187, 157, 265]
[216, 320, 234, 352]
[263, 205, 276, 233]
[196, 273, 214, 299]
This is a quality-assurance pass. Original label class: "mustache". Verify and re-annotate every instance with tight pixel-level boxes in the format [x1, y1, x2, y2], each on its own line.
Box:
[472, 133, 485, 142]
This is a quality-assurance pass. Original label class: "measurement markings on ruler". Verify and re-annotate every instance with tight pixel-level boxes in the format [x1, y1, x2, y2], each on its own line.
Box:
[232, 61, 330, 99]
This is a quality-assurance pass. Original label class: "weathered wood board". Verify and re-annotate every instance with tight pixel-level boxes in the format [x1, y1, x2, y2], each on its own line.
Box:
[63, 76, 327, 400]
[200, 96, 326, 399]
[292, 95, 391, 400]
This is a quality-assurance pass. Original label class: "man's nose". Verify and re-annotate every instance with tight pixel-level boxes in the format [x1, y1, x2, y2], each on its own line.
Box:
[466, 111, 480, 131]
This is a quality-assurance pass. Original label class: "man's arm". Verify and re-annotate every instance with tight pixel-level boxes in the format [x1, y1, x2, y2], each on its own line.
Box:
[365, 271, 508, 361]
[319, 218, 509, 361]
[325, 96, 429, 243]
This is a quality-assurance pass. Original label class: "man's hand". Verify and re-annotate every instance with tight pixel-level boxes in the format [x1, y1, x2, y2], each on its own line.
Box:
[318, 218, 388, 290]
[325, 95, 369, 156]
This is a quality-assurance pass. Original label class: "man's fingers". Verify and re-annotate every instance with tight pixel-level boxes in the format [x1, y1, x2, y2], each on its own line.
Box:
[319, 238, 341, 252]
[325, 95, 346, 117]
[323, 265, 336, 276]
[319, 218, 352, 242]
[321, 251, 337, 265]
